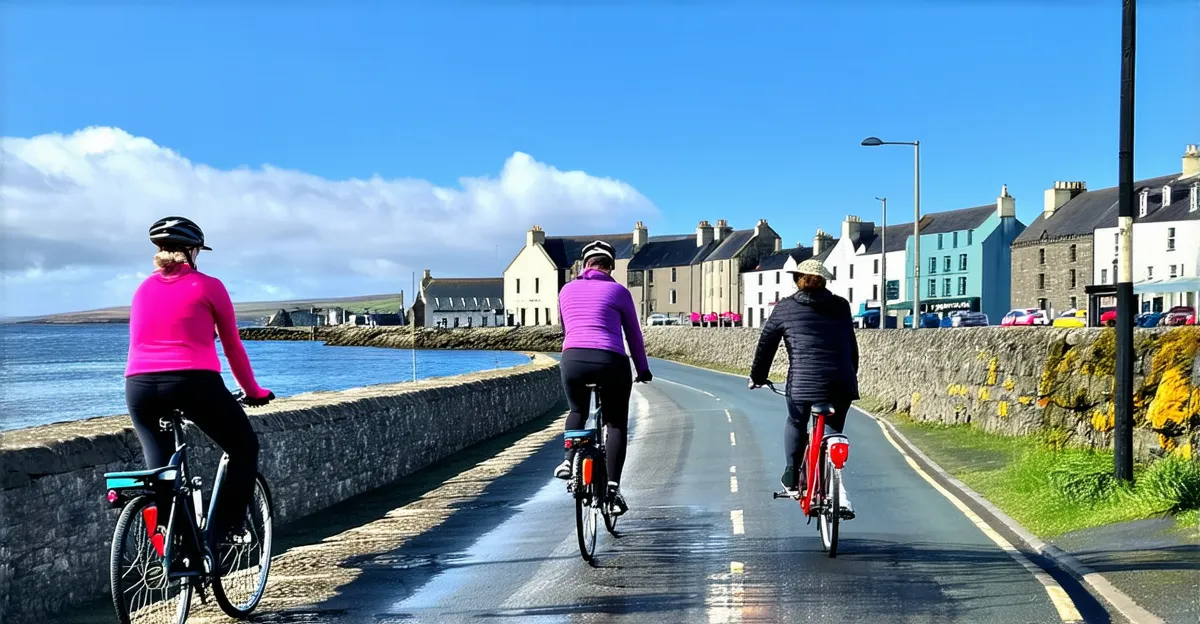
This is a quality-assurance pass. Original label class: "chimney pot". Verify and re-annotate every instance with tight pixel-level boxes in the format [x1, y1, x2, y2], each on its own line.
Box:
[1044, 181, 1086, 218]
[1183, 144, 1200, 178]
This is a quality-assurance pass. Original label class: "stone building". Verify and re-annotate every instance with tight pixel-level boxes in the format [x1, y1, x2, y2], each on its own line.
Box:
[625, 222, 720, 323]
[412, 270, 505, 328]
[696, 219, 782, 318]
[1012, 144, 1200, 317]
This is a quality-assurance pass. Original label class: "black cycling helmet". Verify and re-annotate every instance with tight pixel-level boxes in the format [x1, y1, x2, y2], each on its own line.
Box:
[582, 240, 615, 262]
[149, 216, 211, 251]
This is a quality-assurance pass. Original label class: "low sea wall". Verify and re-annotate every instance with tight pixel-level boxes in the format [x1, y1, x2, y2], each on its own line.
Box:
[242, 325, 1200, 459]
[0, 354, 560, 623]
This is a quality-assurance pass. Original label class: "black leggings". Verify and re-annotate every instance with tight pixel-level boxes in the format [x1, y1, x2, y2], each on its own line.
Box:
[785, 399, 850, 470]
[561, 348, 633, 485]
[126, 371, 260, 533]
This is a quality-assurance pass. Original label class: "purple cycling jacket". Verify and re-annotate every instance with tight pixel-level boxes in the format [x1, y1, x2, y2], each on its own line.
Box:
[558, 269, 650, 374]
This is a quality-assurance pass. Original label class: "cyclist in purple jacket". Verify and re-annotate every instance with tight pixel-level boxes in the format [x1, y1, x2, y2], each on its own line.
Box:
[554, 240, 653, 515]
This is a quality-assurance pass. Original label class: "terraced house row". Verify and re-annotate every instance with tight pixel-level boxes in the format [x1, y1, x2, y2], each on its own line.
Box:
[410, 142, 1198, 329]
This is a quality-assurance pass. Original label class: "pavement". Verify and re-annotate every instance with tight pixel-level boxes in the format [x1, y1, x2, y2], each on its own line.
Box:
[60, 357, 1147, 623]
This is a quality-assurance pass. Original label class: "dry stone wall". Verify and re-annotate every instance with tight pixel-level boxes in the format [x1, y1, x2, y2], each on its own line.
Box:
[0, 355, 559, 624]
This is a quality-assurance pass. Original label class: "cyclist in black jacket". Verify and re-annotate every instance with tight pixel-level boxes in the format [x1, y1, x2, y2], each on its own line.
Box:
[748, 258, 859, 511]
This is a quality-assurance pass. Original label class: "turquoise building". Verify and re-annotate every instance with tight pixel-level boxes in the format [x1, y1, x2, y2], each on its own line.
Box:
[902, 186, 1027, 323]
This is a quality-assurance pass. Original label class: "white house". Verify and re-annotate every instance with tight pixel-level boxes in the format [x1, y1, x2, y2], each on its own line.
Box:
[1093, 165, 1200, 312]
[820, 217, 907, 317]
[741, 246, 813, 328]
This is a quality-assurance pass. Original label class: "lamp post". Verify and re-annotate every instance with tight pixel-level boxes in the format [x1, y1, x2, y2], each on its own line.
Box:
[1114, 0, 1136, 483]
[875, 196, 887, 327]
[863, 137, 921, 329]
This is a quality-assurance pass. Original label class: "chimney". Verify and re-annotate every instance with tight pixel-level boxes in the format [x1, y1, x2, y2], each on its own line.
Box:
[696, 220, 714, 247]
[526, 225, 546, 248]
[1043, 181, 1086, 218]
[633, 221, 649, 251]
[421, 269, 434, 290]
[812, 228, 834, 255]
[1183, 144, 1200, 179]
[713, 219, 733, 242]
[774, 238, 783, 253]
[840, 215, 864, 243]
[996, 184, 1016, 218]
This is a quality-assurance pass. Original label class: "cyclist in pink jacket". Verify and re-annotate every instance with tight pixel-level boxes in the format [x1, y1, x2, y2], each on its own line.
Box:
[125, 216, 274, 549]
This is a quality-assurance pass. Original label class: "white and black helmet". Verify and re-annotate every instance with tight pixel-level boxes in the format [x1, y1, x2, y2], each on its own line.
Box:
[582, 240, 616, 262]
[149, 216, 211, 251]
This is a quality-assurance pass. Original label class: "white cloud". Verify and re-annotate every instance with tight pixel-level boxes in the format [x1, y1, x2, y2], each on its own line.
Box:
[0, 127, 657, 317]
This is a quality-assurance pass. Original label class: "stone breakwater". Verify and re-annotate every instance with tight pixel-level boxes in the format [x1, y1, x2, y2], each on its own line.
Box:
[0, 354, 559, 624]
[241, 325, 1200, 458]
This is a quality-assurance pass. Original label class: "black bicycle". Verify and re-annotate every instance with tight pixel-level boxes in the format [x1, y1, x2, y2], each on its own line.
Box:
[103, 390, 274, 624]
[564, 383, 621, 562]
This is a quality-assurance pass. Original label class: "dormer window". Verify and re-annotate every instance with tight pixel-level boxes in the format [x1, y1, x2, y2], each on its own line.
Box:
[1162, 185, 1172, 207]
[1139, 190, 1149, 217]
[1191, 183, 1199, 213]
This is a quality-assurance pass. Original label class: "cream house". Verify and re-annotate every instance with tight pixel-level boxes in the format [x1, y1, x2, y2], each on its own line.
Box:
[503, 225, 635, 326]
[626, 221, 723, 323]
[697, 219, 782, 318]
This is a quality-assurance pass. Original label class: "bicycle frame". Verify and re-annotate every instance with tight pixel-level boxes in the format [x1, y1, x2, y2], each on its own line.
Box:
[763, 385, 850, 516]
[565, 389, 606, 496]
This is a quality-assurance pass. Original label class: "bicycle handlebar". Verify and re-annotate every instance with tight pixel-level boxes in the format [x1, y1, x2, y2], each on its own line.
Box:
[232, 389, 276, 408]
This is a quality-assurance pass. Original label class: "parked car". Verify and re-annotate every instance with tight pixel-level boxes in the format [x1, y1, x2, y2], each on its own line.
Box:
[690, 312, 702, 326]
[719, 311, 743, 327]
[1100, 307, 1118, 327]
[1164, 306, 1197, 326]
[647, 313, 675, 326]
[1052, 309, 1088, 328]
[1135, 312, 1166, 328]
[859, 309, 898, 329]
[903, 312, 941, 328]
[703, 312, 719, 326]
[940, 311, 989, 327]
[1001, 308, 1049, 326]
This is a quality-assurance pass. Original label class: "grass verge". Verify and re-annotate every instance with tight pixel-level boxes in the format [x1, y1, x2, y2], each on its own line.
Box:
[876, 411, 1200, 538]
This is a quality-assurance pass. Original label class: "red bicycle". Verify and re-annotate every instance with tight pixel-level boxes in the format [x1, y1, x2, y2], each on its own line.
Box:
[759, 382, 852, 557]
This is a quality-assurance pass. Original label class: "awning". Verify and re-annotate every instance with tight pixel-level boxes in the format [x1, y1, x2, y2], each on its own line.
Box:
[1134, 276, 1200, 294]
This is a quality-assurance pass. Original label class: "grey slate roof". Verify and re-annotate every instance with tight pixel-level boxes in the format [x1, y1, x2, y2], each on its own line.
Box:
[861, 222, 915, 254]
[628, 235, 717, 270]
[424, 278, 504, 312]
[1013, 173, 1184, 245]
[543, 234, 635, 269]
[704, 230, 756, 262]
[919, 204, 994, 235]
[814, 239, 839, 263]
[755, 246, 814, 271]
[1141, 177, 1200, 224]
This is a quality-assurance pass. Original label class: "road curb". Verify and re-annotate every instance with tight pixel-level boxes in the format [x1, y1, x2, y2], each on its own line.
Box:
[859, 407, 1166, 624]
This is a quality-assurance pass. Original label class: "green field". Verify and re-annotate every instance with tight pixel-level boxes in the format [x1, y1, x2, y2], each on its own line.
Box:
[16, 293, 406, 324]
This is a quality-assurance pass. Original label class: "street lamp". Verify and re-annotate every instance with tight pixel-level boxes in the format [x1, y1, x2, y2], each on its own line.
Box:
[875, 196, 887, 328]
[862, 137, 921, 329]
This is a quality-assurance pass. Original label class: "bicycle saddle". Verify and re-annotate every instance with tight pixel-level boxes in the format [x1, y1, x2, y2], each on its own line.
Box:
[812, 402, 836, 415]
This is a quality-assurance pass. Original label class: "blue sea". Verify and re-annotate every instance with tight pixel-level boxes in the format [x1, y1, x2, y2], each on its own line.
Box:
[0, 323, 532, 432]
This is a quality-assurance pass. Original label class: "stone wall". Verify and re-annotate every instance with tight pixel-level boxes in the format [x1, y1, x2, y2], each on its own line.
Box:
[1011, 236, 1095, 314]
[0, 355, 560, 624]
[243, 325, 1200, 459]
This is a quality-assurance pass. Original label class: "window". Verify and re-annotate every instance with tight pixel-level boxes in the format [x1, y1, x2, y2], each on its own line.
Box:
[943, 278, 951, 296]
[938, 233, 944, 249]
[959, 254, 967, 271]
[1038, 298, 1048, 311]
[1068, 244, 1077, 262]
[670, 289, 678, 305]
[719, 263, 723, 273]
[928, 279, 936, 297]
[1069, 296, 1077, 309]
[953, 232, 959, 248]
[775, 291, 779, 302]
[758, 292, 763, 305]
[848, 287, 854, 302]
[874, 259, 880, 275]
[1038, 273, 1046, 290]
[516, 279, 521, 294]
[967, 230, 973, 245]
[719, 286, 723, 298]
[1114, 232, 1119, 253]
[1139, 190, 1148, 217]
[1192, 183, 1200, 213]
[944, 256, 951, 272]
[454, 317, 460, 328]
[957, 277, 967, 296]
[1170, 265, 1178, 279]
[1039, 248, 1046, 265]
[534, 278, 540, 293]
[833, 266, 838, 279]
[671, 267, 678, 282]
[776, 272, 781, 284]
[873, 285, 879, 300]
[850, 265, 855, 279]
[534, 308, 540, 325]
[546, 308, 551, 325]
[1101, 268, 1108, 284]
[1168, 227, 1176, 251]
[482, 316, 489, 327]
[929, 257, 937, 274]
[1069, 269, 1077, 289]
[648, 270, 654, 284]
[1147, 266, 1154, 280]
[1162, 186, 1172, 207]
[758, 274, 763, 286]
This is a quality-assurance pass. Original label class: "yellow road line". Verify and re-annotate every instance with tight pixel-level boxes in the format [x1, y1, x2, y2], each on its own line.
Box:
[875, 420, 1083, 623]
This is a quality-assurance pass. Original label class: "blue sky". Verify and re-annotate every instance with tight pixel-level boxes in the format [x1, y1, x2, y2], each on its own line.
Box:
[2, 3, 1198, 315]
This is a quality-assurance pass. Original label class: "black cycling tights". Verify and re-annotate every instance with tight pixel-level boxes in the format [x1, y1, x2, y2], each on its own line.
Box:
[561, 348, 633, 485]
[785, 399, 850, 471]
[126, 371, 260, 534]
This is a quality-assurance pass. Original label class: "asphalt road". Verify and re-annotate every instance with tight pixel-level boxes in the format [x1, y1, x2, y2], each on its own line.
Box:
[232, 357, 1106, 624]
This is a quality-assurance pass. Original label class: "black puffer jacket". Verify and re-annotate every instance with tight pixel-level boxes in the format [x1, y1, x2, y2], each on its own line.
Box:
[749, 287, 860, 403]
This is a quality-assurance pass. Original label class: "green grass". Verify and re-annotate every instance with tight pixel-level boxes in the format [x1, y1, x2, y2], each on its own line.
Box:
[890, 419, 1200, 537]
[336, 297, 406, 314]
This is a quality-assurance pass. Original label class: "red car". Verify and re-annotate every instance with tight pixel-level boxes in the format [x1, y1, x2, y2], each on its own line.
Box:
[1100, 307, 1118, 326]
[1164, 306, 1197, 326]
[1000, 308, 1049, 326]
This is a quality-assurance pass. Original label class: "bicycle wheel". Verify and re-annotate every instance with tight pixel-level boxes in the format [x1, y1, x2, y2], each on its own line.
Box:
[573, 452, 598, 562]
[110, 496, 192, 624]
[212, 475, 274, 618]
[819, 463, 840, 558]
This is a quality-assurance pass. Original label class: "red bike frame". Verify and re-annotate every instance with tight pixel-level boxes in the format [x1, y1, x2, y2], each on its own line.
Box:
[799, 407, 850, 517]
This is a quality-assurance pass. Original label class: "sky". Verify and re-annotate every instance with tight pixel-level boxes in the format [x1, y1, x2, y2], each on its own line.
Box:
[2, 2, 1198, 317]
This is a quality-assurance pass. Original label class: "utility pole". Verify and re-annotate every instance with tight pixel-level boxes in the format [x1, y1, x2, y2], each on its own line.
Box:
[876, 197, 887, 328]
[1114, 0, 1136, 483]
